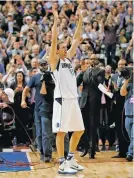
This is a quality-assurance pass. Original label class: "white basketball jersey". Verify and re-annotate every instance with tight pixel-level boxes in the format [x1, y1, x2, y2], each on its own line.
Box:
[52, 58, 78, 99]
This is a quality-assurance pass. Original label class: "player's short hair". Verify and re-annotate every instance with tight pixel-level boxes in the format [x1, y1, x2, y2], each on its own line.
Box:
[57, 41, 64, 50]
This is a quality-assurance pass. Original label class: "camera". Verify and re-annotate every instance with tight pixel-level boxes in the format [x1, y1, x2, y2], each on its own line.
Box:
[119, 66, 133, 81]
[40, 71, 53, 84]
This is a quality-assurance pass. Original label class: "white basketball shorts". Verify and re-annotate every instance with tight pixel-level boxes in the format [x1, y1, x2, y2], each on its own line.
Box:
[52, 98, 85, 133]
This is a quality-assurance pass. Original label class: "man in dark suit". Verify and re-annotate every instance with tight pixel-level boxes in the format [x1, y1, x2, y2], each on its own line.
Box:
[111, 59, 129, 158]
[77, 55, 105, 158]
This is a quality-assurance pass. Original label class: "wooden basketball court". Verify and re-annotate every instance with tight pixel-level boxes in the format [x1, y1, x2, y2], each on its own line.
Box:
[0, 151, 133, 178]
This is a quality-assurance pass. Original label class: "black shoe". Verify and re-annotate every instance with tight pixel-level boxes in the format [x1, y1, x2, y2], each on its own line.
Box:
[90, 150, 96, 159]
[64, 152, 68, 159]
[40, 154, 44, 161]
[126, 155, 133, 162]
[90, 154, 95, 159]
[96, 146, 100, 152]
[80, 148, 88, 157]
[112, 154, 126, 158]
[43, 157, 52, 163]
[77, 146, 83, 152]
[108, 145, 115, 151]
[101, 145, 106, 151]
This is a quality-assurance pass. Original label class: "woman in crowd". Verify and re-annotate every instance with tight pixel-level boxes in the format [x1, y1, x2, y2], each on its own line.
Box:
[99, 65, 116, 151]
[10, 71, 32, 145]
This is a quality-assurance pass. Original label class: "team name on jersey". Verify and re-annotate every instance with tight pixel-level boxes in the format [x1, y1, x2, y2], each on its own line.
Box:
[61, 63, 74, 75]
[61, 63, 72, 69]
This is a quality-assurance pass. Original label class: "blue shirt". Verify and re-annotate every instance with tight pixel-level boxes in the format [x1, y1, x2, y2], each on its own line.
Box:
[27, 73, 54, 118]
[0, 64, 5, 75]
[125, 83, 133, 116]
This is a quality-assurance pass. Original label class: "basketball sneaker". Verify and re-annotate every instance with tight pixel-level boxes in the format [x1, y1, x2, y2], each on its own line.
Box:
[58, 160, 77, 174]
[68, 157, 84, 171]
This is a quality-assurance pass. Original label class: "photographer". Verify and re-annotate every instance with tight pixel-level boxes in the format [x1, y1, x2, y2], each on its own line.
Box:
[0, 88, 15, 147]
[120, 69, 133, 162]
[21, 58, 54, 162]
[111, 59, 129, 158]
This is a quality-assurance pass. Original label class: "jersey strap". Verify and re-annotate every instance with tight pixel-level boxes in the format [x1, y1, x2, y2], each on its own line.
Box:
[56, 59, 60, 71]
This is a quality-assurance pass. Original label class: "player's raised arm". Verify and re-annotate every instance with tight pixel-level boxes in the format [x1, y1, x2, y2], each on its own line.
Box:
[49, 6, 58, 71]
[67, 4, 83, 59]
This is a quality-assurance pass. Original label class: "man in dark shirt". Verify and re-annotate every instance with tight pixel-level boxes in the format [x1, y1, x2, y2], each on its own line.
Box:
[77, 56, 105, 159]
[21, 59, 55, 162]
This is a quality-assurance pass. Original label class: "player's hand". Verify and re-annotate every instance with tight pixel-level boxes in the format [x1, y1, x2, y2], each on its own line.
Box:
[79, 10, 83, 21]
[21, 101, 27, 108]
[77, 0, 84, 7]
[77, 3, 83, 21]
[52, 4, 58, 19]
[78, 0, 84, 10]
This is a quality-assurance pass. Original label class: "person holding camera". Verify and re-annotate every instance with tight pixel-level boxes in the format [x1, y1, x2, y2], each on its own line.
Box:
[120, 69, 133, 162]
[0, 88, 15, 147]
[21, 58, 55, 162]
[111, 59, 129, 158]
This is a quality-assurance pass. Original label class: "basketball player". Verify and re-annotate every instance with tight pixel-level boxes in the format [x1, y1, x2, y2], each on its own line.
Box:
[49, 5, 85, 174]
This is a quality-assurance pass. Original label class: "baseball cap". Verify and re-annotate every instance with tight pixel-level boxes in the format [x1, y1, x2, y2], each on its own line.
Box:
[39, 58, 48, 65]
[26, 16, 32, 20]
[4, 88, 14, 103]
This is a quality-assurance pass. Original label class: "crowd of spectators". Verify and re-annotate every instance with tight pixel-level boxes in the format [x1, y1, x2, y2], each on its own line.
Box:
[0, 0, 133, 160]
